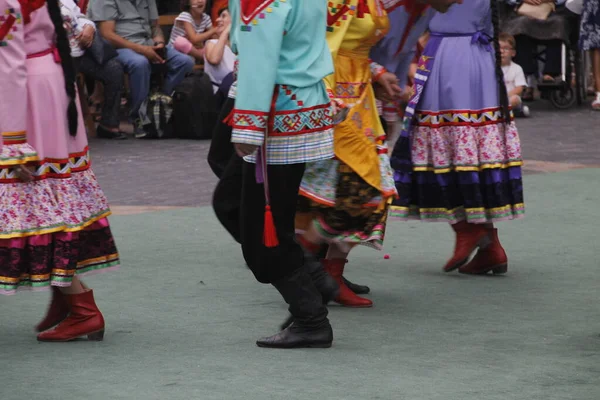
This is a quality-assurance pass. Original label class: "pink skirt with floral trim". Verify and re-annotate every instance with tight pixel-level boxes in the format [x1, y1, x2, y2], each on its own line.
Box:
[0, 54, 120, 295]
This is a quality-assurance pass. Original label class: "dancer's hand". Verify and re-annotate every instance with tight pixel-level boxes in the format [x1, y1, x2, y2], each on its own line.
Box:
[330, 100, 338, 116]
[234, 143, 259, 157]
[399, 86, 414, 104]
[378, 72, 402, 100]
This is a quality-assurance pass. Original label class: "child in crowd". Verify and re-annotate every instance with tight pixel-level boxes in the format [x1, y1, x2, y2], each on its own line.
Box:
[499, 32, 530, 117]
[169, 0, 217, 61]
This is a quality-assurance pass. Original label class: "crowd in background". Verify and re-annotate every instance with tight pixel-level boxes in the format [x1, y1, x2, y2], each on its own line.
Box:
[66, 0, 599, 142]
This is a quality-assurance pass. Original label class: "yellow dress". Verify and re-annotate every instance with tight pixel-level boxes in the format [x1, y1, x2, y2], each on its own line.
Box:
[297, 0, 397, 250]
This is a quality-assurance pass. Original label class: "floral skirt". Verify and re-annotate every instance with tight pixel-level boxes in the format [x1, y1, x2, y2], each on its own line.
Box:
[0, 54, 120, 295]
[390, 109, 525, 223]
[579, 0, 600, 50]
[0, 153, 120, 295]
[297, 160, 391, 250]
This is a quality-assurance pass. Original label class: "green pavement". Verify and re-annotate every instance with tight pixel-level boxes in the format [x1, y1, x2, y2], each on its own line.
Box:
[3, 168, 600, 400]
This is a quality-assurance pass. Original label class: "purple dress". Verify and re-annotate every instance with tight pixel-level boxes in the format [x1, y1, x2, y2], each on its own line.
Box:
[370, 1, 436, 123]
[390, 0, 525, 224]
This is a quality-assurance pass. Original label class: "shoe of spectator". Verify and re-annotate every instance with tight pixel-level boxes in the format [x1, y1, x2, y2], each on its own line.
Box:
[592, 93, 600, 111]
[133, 120, 147, 139]
[513, 105, 530, 118]
[97, 125, 127, 140]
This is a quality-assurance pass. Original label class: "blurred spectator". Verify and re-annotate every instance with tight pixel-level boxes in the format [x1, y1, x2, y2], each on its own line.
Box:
[210, 0, 227, 24]
[499, 32, 531, 116]
[61, 0, 126, 139]
[168, 0, 216, 62]
[203, 6, 234, 95]
[502, 0, 574, 100]
[89, 0, 194, 128]
[578, 0, 600, 109]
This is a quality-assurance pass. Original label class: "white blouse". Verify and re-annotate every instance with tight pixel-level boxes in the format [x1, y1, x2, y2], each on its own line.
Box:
[60, 0, 96, 58]
[203, 39, 236, 93]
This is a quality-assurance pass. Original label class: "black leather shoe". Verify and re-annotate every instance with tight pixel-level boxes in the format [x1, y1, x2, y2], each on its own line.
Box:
[261, 268, 332, 349]
[97, 125, 127, 140]
[257, 322, 333, 349]
[343, 277, 370, 294]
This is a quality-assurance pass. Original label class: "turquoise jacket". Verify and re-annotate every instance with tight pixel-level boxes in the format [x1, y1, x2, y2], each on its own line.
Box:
[229, 0, 335, 165]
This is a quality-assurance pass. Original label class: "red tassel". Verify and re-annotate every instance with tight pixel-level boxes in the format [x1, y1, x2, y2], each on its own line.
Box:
[263, 205, 279, 247]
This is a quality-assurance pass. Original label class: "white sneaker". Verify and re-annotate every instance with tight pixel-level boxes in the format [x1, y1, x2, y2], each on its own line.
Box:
[521, 105, 530, 117]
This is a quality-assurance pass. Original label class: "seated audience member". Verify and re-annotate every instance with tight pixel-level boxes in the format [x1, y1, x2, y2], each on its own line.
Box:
[499, 33, 530, 117]
[61, 0, 126, 139]
[203, 6, 234, 94]
[89, 0, 194, 133]
[502, 0, 572, 101]
[169, 0, 217, 62]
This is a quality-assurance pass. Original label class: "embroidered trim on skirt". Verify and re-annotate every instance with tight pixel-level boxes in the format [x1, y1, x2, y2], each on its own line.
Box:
[0, 148, 120, 295]
[297, 161, 390, 250]
[390, 109, 525, 223]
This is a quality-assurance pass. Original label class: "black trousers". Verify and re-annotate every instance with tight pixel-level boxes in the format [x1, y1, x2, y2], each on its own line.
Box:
[208, 97, 235, 179]
[212, 153, 243, 243]
[213, 157, 306, 283]
[74, 56, 124, 129]
[514, 36, 562, 77]
[240, 162, 306, 284]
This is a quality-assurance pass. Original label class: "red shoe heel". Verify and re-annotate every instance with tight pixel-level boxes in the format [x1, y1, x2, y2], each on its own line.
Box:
[88, 329, 105, 341]
[459, 229, 508, 275]
[492, 264, 508, 275]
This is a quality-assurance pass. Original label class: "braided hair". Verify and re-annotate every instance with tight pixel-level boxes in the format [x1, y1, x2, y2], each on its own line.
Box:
[490, 0, 510, 126]
[46, 0, 79, 136]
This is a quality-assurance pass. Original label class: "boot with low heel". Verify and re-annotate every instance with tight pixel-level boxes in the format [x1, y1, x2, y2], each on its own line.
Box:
[35, 287, 69, 332]
[342, 276, 370, 295]
[459, 228, 508, 275]
[323, 258, 372, 308]
[279, 249, 340, 330]
[443, 221, 490, 272]
[37, 289, 105, 342]
[257, 268, 333, 349]
[317, 243, 370, 294]
[303, 250, 340, 303]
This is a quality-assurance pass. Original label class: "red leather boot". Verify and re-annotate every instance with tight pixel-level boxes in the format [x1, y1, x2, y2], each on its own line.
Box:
[323, 259, 373, 308]
[35, 286, 69, 332]
[459, 228, 507, 275]
[443, 221, 490, 272]
[37, 290, 105, 342]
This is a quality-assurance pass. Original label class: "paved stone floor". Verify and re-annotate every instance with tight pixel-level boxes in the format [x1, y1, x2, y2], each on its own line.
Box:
[93, 102, 600, 211]
[5, 102, 599, 400]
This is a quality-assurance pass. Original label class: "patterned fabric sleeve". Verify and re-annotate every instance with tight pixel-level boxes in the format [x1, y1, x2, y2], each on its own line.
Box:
[72, 0, 95, 30]
[369, 60, 387, 82]
[230, 0, 290, 146]
[0, 0, 37, 165]
[324, 0, 354, 104]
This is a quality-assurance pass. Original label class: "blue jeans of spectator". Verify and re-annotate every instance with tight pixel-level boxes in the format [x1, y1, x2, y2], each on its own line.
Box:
[117, 46, 194, 119]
